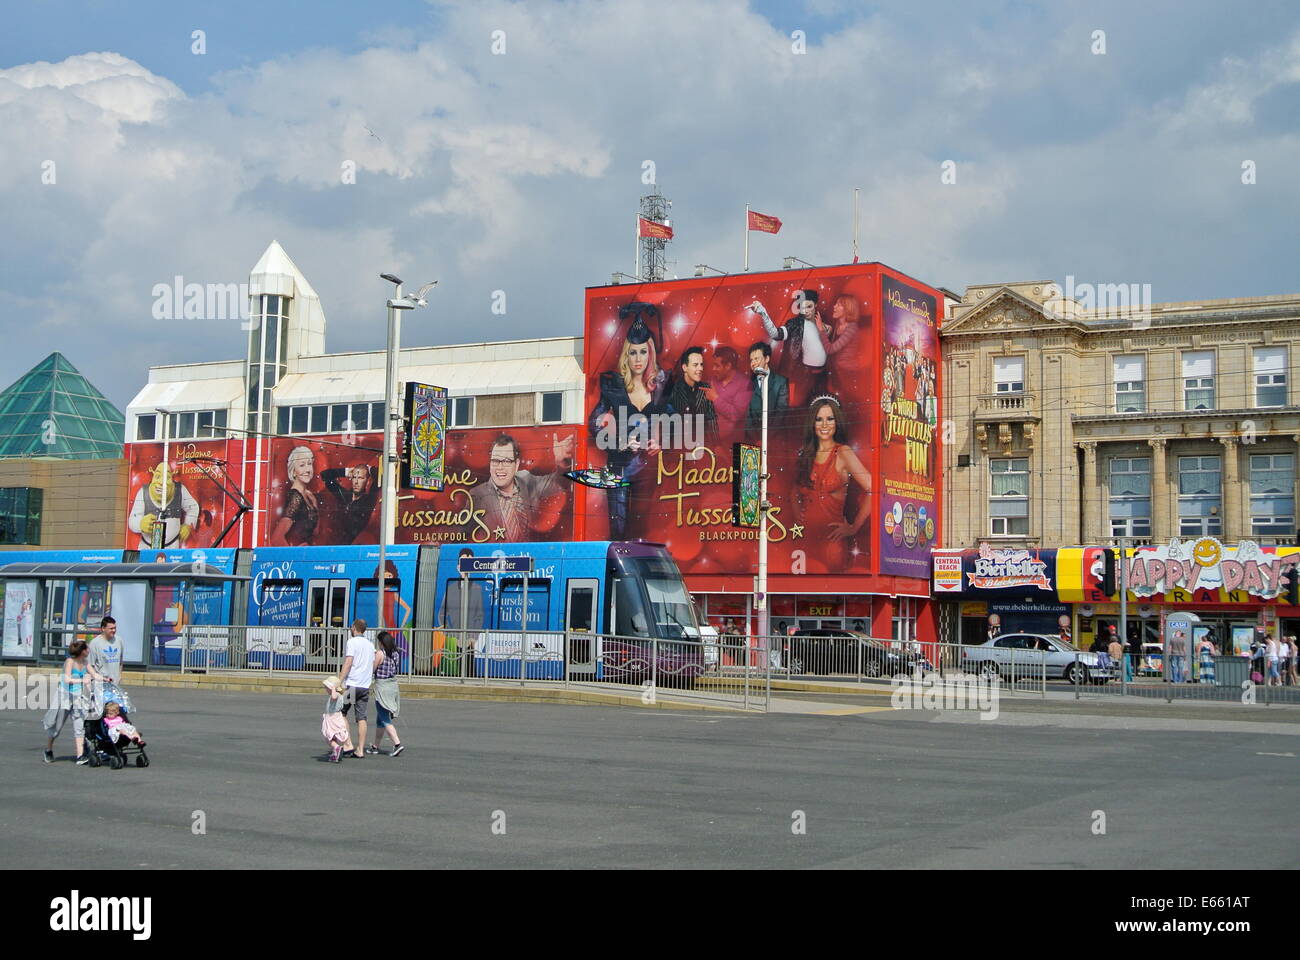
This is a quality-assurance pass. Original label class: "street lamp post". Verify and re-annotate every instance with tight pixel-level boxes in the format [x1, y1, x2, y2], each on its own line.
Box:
[154, 407, 171, 551]
[377, 274, 436, 631]
[756, 370, 770, 662]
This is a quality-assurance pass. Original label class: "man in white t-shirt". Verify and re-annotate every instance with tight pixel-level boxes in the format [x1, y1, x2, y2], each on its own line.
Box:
[338, 619, 376, 759]
[88, 617, 123, 685]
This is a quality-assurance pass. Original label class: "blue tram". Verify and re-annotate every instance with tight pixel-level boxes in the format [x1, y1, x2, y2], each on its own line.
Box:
[0, 540, 703, 679]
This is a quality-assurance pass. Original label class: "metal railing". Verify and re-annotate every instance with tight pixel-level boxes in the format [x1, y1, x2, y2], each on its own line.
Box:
[179, 626, 772, 711]
[1071, 650, 1300, 704]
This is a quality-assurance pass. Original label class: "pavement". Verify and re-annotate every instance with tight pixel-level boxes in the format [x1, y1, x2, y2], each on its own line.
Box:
[2, 684, 1296, 869]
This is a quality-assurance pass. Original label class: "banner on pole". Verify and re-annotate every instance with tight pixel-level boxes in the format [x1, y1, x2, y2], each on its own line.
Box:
[403, 382, 448, 492]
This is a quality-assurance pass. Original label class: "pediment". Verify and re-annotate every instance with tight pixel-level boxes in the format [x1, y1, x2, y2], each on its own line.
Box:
[944, 286, 1085, 336]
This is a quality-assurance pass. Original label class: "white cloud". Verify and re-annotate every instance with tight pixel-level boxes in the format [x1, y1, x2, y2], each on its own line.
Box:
[1, 3, 1298, 410]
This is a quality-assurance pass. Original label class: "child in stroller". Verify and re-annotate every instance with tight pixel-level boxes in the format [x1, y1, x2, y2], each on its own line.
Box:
[84, 683, 150, 769]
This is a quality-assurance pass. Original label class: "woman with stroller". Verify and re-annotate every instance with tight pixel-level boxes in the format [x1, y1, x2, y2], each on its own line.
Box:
[41, 640, 106, 765]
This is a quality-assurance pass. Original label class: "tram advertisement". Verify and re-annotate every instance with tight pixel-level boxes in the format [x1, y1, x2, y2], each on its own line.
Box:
[878, 272, 940, 578]
[125, 439, 236, 550]
[583, 266, 893, 576]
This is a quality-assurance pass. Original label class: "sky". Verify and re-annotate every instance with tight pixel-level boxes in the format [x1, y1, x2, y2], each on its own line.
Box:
[2, 0, 1299, 411]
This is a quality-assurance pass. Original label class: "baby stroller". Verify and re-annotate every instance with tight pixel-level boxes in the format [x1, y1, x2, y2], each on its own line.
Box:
[83, 682, 150, 769]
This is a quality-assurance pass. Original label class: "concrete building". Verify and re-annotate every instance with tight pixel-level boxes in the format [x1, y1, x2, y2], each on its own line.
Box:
[124, 241, 584, 549]
[937, 282, 1300, 649]
[941, 282, 1300, 548]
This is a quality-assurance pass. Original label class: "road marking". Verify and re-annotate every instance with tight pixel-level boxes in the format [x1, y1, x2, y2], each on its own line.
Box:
[1256, 751, 1295, 757]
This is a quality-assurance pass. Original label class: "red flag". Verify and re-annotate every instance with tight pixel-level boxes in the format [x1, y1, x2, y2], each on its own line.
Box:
[747, 210, 782, 234]
[637, 216, 673, 240]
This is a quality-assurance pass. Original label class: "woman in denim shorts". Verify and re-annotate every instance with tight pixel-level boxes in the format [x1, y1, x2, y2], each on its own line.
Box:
[368, 631, 404, 756]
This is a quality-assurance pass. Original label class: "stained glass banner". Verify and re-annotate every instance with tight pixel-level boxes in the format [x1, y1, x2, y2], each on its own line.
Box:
[403, 383, 448, 492]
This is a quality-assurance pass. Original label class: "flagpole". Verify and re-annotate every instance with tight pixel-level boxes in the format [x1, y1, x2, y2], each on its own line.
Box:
[853, 188, 860, 263]
[744, 204, 750, 272]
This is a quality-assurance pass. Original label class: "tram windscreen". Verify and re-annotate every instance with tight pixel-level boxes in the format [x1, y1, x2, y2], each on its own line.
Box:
[631, 557, 699, 639]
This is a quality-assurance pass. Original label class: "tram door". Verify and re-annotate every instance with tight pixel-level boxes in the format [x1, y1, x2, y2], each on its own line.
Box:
[566, 579, 598, 677]
[307, 579, 350, 667]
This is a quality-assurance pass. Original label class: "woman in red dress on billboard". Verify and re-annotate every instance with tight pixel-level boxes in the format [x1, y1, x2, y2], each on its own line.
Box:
[587, 302, 669, 538]
[794, 397, 872, 569]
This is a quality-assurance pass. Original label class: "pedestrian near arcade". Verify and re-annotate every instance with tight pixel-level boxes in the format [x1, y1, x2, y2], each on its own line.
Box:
[1287, 635, 1299, 686]
[338, 619, 375, 758]
[1107, 633, 1125, 680]
[88, 616, 122, 685]
[367, 631, 404, 757]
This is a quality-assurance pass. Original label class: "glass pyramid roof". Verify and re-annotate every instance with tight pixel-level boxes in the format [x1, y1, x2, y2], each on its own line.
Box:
[0, 353, 125, 459]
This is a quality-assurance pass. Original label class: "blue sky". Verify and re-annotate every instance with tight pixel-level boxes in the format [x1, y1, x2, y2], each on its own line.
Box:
[2, 0, 1299, 410]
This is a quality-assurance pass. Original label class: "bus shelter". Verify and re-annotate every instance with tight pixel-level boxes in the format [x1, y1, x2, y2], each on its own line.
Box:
[0, 562, 248, 668]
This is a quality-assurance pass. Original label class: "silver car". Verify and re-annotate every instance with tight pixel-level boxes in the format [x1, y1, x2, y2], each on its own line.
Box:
[961, 633, 1113, 684]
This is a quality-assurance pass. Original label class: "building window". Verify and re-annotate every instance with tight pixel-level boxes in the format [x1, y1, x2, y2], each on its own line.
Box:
[136, 415, 156, 442]
[1113, 355, 1145, 413]
[0, 487, 43, 544]
[246, 294, 290, 434]
[1109, 457, 1152, 538]
[155, 409, 228, 440]
[1181, 351, 1215, 411]
[993, 357, 1024, 394]
[989, 458, 1029, 536]
[540, 391, 564, 424]
[1178, 455, 1222, 536]
[1249, 454, 1295, 538]
[1254, 347, 1288, 407]
[891, 596, 917, 647]
[452, 397, 475, 427]
[278, 402, 382, 436]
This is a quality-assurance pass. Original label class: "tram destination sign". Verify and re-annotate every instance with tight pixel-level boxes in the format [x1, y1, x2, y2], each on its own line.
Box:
[458, 555, 535, 575]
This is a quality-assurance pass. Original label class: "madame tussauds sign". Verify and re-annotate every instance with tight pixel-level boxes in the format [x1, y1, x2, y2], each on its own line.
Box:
[1124, 538, 1299, 600]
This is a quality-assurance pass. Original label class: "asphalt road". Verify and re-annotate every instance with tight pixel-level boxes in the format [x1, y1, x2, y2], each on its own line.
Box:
[2, 687, 1296, 869]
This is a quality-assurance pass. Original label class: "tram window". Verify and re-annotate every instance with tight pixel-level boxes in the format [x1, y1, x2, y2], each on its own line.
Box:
[568, 586, 594, 632]
[614, 577, 650, 637]
[438, 578, 490, 630]
[255, 579, 304, 626]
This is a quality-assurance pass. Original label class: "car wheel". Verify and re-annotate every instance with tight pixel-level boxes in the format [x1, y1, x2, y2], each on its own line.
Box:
[1066, 662, 1088, 685]
[864, 658, 883, 679]
[979, 661, 1000, 679]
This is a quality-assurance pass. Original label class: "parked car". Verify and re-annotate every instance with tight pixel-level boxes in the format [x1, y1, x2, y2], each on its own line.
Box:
[960, 633, 1112, 684]
[790, 629, 931, 676]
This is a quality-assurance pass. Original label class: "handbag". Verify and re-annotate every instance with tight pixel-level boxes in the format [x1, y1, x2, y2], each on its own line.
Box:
[1251, 671, 1263, 684]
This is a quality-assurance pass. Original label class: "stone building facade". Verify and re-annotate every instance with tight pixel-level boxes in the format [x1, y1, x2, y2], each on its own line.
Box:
[940, 282, 1300, 548]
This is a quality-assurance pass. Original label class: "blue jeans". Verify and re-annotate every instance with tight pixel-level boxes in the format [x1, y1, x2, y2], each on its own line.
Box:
[1170, 655, 1186, 683]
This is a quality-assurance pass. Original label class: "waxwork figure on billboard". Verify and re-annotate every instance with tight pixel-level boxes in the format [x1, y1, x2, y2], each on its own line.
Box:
[749, 289, 829, 405]
[794, 396, 873, 568]
[587, 302, 669, 538]
[128, 462, 199, 549]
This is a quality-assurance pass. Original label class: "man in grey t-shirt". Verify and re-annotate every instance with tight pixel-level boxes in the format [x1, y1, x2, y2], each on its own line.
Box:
[88, 617, 123, 684]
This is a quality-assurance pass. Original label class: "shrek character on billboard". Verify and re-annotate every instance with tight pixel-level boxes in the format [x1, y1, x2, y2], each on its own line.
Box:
[128, 463, 199, 550]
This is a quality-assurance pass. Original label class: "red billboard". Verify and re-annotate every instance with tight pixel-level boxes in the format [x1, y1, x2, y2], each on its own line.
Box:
[125, 439, 241, 549]
[395, 425, 578, 545]
[264, 434, 385, 546]
[262, 427, 579, 546]
[582, 265, 944, 581]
